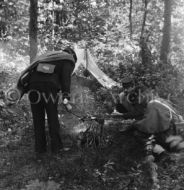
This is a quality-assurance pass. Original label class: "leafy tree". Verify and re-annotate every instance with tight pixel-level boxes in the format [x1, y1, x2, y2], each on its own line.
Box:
[0, 0, 184, 102]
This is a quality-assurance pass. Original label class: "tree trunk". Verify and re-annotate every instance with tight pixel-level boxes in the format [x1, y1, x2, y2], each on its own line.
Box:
[141, 0, 148, 39]
[29, 0, 38, 63]
[140, 0, 152, 66]
[160, 0, 172, 64]
[129, 0, 133, 38]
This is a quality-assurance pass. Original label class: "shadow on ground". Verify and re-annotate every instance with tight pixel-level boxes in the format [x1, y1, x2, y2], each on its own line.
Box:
[1, 102, 184, 190]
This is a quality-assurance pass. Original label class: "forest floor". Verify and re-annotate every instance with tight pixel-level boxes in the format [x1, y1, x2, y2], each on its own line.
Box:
[0, 73, 184, 190]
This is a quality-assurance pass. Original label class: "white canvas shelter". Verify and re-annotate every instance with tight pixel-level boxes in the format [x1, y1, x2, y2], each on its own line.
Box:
[74, 45, 121, 89]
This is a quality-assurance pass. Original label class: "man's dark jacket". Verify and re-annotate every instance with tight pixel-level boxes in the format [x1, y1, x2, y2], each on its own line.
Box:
[16, 51, 75, 99]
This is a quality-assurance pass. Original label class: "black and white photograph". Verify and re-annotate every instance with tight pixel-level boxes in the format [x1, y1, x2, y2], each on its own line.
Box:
[0, 0, 184, 189]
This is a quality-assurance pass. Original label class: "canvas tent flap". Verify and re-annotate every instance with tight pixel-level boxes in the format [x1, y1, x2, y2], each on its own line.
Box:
[74, 46, 121, 89]
[73, 47, 85, 73]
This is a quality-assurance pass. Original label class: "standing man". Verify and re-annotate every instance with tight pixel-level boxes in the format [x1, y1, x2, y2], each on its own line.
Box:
[16, 47, 77, 155]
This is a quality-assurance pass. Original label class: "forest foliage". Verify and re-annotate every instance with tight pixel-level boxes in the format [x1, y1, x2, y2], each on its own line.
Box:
[0, 0, 184, 101]
[1, 1, 184, 190]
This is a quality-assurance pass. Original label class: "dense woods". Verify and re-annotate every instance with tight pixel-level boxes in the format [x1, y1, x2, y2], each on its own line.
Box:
[1, 0, 184, 97]
[1, 0, 184, 190]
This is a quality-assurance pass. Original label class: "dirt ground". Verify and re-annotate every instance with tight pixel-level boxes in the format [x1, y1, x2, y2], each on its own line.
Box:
[1, 98, 184, 190]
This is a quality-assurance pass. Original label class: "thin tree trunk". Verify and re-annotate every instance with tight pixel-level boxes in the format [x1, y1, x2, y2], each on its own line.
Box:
[140, 0, 152, 66]
[141, 0, 148, 38]
[29, 0, 38, 63]
[52, 0, 55, 41]
[160, 0, 172, 64]
[129, 0, 133, 38]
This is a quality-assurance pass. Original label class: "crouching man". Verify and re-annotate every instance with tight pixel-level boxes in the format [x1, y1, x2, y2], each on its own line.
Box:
[132, 97, 184, 162]
[115, 76, 184, 162]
